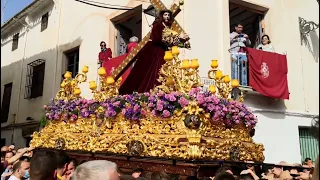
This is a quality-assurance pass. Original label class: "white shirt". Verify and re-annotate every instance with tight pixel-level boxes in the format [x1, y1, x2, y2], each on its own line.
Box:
[256, 43, 275, 52]
[8, 175, 19, 180]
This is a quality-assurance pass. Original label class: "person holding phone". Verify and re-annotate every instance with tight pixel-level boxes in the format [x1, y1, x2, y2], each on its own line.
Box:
[229, 22, 251, 86]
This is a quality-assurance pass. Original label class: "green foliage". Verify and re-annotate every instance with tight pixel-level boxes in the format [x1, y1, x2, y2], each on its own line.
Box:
[40, 114, 47, 127]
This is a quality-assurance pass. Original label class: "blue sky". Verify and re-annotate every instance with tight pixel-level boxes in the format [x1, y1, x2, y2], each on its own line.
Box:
[1, 0, 33, 24]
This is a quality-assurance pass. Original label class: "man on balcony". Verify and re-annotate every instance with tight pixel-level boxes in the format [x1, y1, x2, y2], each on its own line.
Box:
[230, 22, 251, 86]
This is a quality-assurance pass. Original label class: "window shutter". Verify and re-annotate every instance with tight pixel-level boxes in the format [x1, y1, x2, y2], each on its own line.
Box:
[299, 128, 319, 163]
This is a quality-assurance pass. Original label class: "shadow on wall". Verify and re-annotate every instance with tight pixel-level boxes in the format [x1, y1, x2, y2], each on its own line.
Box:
[1, 38, 83, 125]
[301, 30, 319, 63]
[244, 93, 287, 120]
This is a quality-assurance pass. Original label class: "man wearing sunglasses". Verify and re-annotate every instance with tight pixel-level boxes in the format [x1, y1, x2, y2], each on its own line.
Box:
[98, 41, 112, 67]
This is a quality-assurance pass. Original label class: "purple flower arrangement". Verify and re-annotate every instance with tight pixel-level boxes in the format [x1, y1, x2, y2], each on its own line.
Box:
[43, 88, 257, 127]
[147, 91, 189, 118]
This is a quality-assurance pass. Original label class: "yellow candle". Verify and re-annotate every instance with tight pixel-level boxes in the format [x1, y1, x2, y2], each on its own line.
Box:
[231, 79, 239, 88]
[98, 67, 107, 76]
[82, 66, 89, 73]
[209, 85, 216, 94]
[106, 76, 115, 85]
[89, 81, 97, 90]
[215, 70, 223, 79]
[181, 59, 190, 69]
[223, 75, 231, 83]
[211, 60, 218, 69]
[64, 71, 72, 79]
[164, 51, 173, 61]
[190, 59, 199, 69]
[171, 46, 180, 56]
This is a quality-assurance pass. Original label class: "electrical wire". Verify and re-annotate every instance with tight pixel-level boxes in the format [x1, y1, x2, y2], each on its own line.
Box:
[74, 0, 148, 11]
[78, 0, 132, 8]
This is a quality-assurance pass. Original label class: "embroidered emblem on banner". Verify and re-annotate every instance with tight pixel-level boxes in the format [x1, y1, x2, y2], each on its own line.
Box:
[110, 67, 115, 74]
[260, 62, 269, 78]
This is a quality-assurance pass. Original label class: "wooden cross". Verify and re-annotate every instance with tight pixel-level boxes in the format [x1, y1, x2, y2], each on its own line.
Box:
[112, 0, 186, 80]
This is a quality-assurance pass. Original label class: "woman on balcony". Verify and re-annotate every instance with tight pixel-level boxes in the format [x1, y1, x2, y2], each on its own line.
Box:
[103, 36, 139, 85]
[256, 35, 275, 53]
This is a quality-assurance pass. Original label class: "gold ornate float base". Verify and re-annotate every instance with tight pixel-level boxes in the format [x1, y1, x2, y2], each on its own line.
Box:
[31, 115, 264, 162]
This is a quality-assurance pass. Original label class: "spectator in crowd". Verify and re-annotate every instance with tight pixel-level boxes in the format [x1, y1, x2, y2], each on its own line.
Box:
[304, 158, 313, 167]
[8, 160, 30, 180]
[7, 146, 14, 154]
[127, 36, 139, 53]
[29, 150, 58, 180]
[132, 168, 143, 179]
[239, 169, 259, 180]
[62, 158, 78, 180]
[1, 164, 13, 180]
[230, 22, 251, 86]
[98, 41, 112, 67]
[1, 148, 32, 175]
[214, 172, 236, 180]
[1, 147, 9, 153]
[272, 162, 286, 179]
[71, 160, 119, 180]
[55, 151, 70, 180]
[4, 152, 14, 163]
[256, 35, 275, 52]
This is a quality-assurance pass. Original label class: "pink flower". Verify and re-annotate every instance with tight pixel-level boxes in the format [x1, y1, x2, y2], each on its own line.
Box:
[165, 94, 176, 101]
[196, 94, 205, 105]
[156, 102, 164, 111]
[162, 110, 171, 118]
[71, 114, 78, 120]
[148, 96, 156, 102]
[121, 109, 126, 115]
[222, 107, 228, 112]
[207, 104, 215, 111]
[54, 114, 60, 120]
[151, 110, 157, 116]
[133, 104, 139, 112]
[143, 92, 150, 96]
[113, 101, 121, 107]
[148, 103, 154, 108]
[156, 91, 164, 97]
[178, 97, 189, 107]
[43, 105, 47, 109]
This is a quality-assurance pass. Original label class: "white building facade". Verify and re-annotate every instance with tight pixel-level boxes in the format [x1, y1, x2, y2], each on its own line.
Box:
[1, 0, 319, 164]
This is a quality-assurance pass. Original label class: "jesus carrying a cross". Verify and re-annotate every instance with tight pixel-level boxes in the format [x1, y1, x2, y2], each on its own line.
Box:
[119, 9, 190, 94]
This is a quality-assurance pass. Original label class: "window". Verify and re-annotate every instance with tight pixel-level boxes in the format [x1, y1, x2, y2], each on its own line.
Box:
[25, 59, 46, 99]
[1, 83, 13, 123]
[229, 2, 266, 87]
[299, 127, 319, 164]
[65, 48, 80, 78]
[41, 12, 49, 32]
[12, 33, 19, 51]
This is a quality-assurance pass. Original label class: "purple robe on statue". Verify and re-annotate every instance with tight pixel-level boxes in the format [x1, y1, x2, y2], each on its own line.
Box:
[119, 22, 167, 94]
